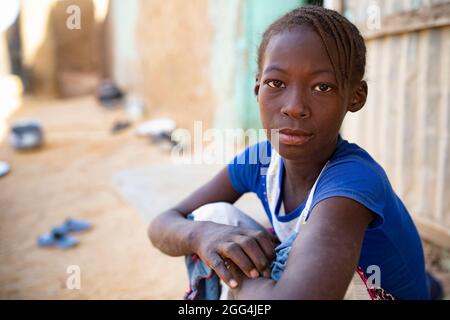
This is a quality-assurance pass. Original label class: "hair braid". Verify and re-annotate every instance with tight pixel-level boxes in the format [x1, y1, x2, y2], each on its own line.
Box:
[257, 5, 366, 93]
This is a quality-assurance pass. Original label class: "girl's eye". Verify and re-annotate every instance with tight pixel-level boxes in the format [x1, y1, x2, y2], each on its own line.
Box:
[314, 83, 332, 92]
[266, 80, 286, 88]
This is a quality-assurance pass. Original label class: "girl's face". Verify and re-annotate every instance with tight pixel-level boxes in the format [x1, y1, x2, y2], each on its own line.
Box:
[256, 27, 363, 160]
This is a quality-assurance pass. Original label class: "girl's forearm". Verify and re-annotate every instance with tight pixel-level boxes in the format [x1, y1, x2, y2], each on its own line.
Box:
[148, 209, 202, 257]
[233, 277, 277, 300]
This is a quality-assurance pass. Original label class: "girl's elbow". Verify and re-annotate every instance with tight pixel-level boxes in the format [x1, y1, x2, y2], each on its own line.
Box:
[147, 222, 154, 245]
[147, 216, 161, 247]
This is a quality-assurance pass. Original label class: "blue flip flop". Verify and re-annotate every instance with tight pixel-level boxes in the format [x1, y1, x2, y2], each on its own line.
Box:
[37, 226, 79, 249]
[60, 218, 92, 233]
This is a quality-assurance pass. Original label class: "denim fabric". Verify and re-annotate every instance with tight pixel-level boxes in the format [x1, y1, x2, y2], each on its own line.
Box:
[270, 232, 296, 281]
[184, 253, 221, 300]
[184, 213, 221, 300]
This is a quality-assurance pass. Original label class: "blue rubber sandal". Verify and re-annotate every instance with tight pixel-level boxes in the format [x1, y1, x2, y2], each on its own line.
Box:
[37, 226, 79, 249]
[61, 218, 92, 233]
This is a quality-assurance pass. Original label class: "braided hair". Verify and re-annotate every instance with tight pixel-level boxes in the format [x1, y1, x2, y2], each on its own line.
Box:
[257, 5, 366, 94]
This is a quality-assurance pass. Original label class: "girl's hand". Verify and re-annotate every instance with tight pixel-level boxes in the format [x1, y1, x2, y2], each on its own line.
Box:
[224, 259, 246, 289]
[192, 221, 278, 288]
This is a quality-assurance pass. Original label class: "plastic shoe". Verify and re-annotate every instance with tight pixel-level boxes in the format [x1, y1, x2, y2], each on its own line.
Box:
[61, 218, 92, 233]
[37, 226, 79, 249]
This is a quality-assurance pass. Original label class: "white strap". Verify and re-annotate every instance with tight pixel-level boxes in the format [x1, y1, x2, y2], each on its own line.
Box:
[265, 147, 329, 241]
[266, 150, 282, 216]
[293, 161, 329, 233]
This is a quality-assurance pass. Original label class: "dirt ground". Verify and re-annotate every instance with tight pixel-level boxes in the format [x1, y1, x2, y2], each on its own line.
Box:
[0, 96, 187, 299]
[0, 96, 449, 299]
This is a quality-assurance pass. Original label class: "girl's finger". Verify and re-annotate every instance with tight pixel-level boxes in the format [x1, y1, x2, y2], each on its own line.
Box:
[206, 253, 238, 289]
[218, 242, 259, 278]
[241, 229, 279, 254]
[235, 235, 269, 274]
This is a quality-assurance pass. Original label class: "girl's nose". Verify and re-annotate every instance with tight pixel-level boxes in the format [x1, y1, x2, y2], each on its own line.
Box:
[281, 89, 311, 119]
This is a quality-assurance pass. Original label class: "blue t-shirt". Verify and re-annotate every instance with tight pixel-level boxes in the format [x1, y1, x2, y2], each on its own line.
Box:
[228, 135, 430, 300]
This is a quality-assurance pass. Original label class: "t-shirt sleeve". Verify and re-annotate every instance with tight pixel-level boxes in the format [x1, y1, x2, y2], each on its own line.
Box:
[227, 142, 269, 194]
[311, 158, 387, 229]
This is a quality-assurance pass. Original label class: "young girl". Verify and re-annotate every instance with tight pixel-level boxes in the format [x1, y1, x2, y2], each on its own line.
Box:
[148, 5, 430, 300]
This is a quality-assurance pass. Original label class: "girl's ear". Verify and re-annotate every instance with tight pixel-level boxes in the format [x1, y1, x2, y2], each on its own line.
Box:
[348, 80, 368, 113]
[254, 76, 260, 102]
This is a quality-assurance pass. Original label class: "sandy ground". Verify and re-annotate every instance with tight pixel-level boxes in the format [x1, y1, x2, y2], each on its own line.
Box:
[0, 96, 449, 299]
[0, 96, 187, 299]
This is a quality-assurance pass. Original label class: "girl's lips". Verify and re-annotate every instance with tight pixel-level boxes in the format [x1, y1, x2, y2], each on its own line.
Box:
[278, 130, 313, 146]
